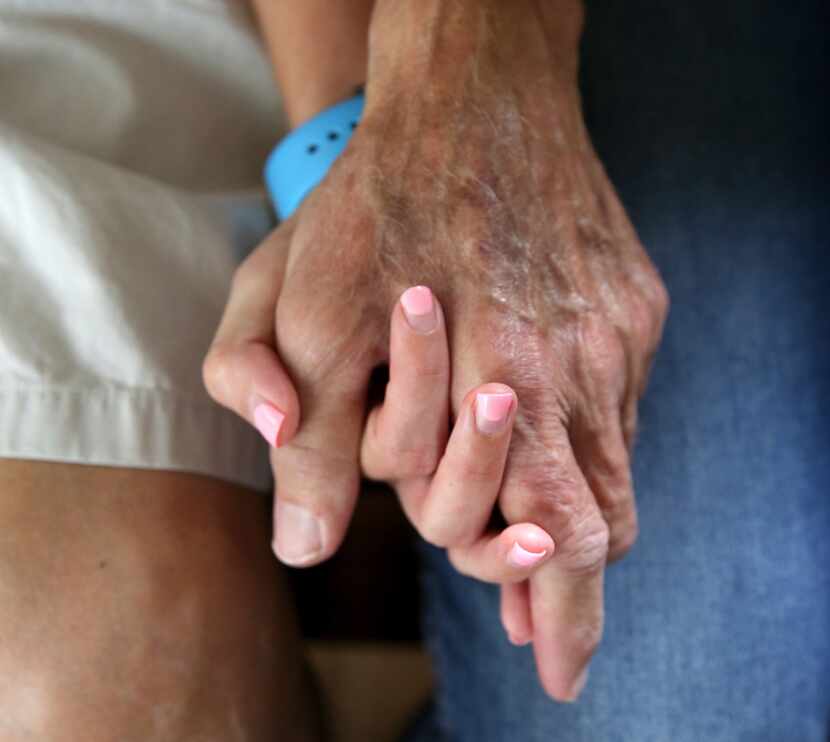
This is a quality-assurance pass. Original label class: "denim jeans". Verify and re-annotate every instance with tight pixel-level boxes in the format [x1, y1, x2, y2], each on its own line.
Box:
[414, 2, 830, 740]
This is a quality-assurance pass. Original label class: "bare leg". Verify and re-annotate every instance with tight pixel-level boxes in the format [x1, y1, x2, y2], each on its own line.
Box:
[0, 460, 323, 741]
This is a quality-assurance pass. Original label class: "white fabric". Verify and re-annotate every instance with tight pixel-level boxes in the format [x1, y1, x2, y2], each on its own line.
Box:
[0, 0, 285, 490]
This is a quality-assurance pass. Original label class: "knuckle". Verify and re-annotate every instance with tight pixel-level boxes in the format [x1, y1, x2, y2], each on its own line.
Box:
[501, 459, 581, 526]
[477, 325, 555, 389]
[622, 407, 638, 448]
[588, 440, 633, 503]
[499, 437, 588, 525]
[285, 440, 355, 481]
[229, 254, 261, 294]
[607, 517, 639, 562]
[575, 313, 624, 386]
[632, 243, 670, 318]
[418, 520, 454, 549]
[278, 299, 379, 383]
[652, 276, 670, 320]
[232, 234, 286, 289]
[389, 442, 442, 479]
[626, 294, 656, 349]
[201, 344, 234, 404]
[418, 507, 474, 550]
[558, 508, 610, 574]
[278, 445, 357, 525]
[597, 482, 635, 529]
[602, 479, 638, 539]
[454, 449, 503, 485]
[597, 446, 632, 490]
[628, 267, 670, 349]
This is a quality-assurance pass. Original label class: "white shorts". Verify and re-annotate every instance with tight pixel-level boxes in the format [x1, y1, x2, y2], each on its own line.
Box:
[0, 0, 283, 490]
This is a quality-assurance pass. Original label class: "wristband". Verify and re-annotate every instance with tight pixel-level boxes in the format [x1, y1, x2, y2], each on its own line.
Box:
[264, 93, 365, 220]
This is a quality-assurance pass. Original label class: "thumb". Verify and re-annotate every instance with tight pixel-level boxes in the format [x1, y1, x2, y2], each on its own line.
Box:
[203, 230, 300, 448]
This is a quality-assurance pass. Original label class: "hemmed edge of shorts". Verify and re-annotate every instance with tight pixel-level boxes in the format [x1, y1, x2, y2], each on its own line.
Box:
[0, 385, 272, 492]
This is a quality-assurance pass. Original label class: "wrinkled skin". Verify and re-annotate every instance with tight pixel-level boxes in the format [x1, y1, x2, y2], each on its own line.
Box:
[205, 0, 668, 701]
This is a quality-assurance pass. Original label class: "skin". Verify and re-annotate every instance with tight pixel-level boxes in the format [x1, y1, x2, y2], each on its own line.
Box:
[0, 2, 562, 739]
[0, 461, 323, 741]
[361, 286, 557, 583]
[251, 0, 374, 128]
[207, 0, 669, 702]
[0, 4, 368, 739]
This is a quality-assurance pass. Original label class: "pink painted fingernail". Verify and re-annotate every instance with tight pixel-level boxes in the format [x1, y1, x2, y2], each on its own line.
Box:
[507, 542, 548, 569]
[400, 286, 437, 333]
[475, 391, 513, 434]
[273, 500, 323, 565]
[254, 402, 285, 448]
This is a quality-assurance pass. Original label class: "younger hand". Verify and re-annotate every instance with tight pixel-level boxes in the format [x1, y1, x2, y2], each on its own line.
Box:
[361, 285, 556, 588]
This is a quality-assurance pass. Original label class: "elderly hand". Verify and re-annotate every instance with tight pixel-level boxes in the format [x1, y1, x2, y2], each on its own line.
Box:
[204, 0, 668, 701]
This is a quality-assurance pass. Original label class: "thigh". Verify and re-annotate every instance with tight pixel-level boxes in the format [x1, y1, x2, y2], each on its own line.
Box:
[0, 460, 322, 742]
[418, 2, 830, 740]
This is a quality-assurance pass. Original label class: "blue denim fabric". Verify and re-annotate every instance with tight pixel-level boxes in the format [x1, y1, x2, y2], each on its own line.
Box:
[413, 2, 830, 740]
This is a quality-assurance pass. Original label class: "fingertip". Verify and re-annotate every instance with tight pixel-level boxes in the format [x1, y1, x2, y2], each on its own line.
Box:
[507, 631, 533, 647]
[271, 433, 361, 570]
[507, 541, 549, 569]
[469, 382, 516, 405]
[470, 383, 516, 436]
[365, 283, 449, 483]
[205, 339, 301, 449]
[399, 285, 440, 334]
[501, 581, 533, 646]
[502, 524, 555, 570]
[538, 665, 590, 703]
[251, 391, 301, 448]
[253, 401, 286, 448]
[271, 499, 328, 567]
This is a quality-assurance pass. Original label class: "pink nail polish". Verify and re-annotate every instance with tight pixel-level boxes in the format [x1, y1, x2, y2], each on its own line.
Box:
[475, 391, 513, 434]
[400, 285, 437, 333]
[254, 402, 285, 448]
[507, 541, 548, 569]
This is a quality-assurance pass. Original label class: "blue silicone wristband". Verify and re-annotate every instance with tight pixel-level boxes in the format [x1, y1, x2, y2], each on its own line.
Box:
[264, 93, 365, 221]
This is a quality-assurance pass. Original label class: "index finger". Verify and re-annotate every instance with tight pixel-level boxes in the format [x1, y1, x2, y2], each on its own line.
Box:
[203, 229, 301, 447]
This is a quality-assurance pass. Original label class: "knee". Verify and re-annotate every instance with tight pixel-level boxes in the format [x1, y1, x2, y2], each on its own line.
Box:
[0, 461, 322, 742]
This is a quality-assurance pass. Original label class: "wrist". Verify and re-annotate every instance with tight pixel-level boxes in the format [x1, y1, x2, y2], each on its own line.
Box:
[365, 0, 583, 109]
[265, 93, 364, 220]
[252, 0, 373, 128]
[284, 81, 365, 130]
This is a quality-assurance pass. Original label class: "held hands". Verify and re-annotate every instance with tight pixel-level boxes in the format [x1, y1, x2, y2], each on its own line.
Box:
[361, 285, 555, 587]
[203, 8, 668, 701]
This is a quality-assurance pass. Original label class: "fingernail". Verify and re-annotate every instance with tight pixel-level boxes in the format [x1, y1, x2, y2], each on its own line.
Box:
[507, 632, 532, 647]
[475, 391, 513, 434]
[507, 542, 548, 569]
[567, 668, 589, 702]
[254, 402, 285, 447]
[273, 501, 322, 565]
[400, 285, 437, 333]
